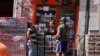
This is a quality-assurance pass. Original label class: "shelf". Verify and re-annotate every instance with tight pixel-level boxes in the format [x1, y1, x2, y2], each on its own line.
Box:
[36, 6, 55, 23]
[87, 33, 100, 56]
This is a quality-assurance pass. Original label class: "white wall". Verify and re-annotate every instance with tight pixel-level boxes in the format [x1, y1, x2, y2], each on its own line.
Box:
[89, 0, 98, 30]
[77, 0, 87, 55]
[13, 0, 22, 17]
[78, 0, 98, 36]
[78, 0, 86, 36]
[77, 0, 98, 56]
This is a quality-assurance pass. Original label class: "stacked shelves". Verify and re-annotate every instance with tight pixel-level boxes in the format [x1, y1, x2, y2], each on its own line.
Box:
[86, 31, 100, 56]
[36, 6, 55, 23]
[36, 6, 56, 56]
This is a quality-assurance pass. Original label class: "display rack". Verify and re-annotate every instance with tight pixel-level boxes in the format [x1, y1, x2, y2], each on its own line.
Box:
[86, 31, 100, 56]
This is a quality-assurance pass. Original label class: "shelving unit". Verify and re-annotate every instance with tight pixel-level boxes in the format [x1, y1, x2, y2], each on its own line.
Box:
[36, 6, 56, 56]
[86, 31, 100, 56]
[36, 6, 55, 24]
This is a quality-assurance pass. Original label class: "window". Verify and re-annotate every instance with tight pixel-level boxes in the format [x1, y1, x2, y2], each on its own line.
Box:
[0, 0, 13, 17]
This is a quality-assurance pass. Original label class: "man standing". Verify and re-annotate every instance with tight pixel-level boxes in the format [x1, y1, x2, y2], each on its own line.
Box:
[55, 17, 70, 56]
[27, 23, 38, 56]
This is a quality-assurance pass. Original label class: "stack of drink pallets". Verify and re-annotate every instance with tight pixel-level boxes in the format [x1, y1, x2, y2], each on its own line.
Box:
[86, 30, 100, 56]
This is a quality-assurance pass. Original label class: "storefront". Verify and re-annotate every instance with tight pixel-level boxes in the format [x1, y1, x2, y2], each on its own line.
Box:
[31, 0, 79, 55]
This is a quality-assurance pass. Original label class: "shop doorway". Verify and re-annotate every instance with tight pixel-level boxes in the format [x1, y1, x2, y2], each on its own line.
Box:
[35, 6, 77, 56]
[31, 0, 79, 56]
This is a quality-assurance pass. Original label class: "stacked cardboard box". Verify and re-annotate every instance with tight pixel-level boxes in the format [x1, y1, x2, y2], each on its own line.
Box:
[86, 30, 100, 56]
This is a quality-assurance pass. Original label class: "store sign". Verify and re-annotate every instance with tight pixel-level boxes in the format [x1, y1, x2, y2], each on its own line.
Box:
[62, 0, 70, 5]
[42, 0, 47, 4]
[94, 0, 100, 5]
[56, 0, 62, 5]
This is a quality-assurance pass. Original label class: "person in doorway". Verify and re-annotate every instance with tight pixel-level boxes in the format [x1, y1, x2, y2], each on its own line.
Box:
[70, 28, 75, 41]
[45, 21, 55, 52]
[54, 17, 70, 56]
[46, 21, 55, 35]
[26, 22, 38, 56]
